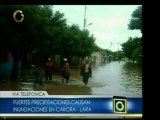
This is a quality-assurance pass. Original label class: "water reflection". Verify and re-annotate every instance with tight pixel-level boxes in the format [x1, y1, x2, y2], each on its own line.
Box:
[121, 62, 142, 96]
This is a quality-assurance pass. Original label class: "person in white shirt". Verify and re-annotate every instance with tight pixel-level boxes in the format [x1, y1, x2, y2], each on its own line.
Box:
[80, 60, 92, 85]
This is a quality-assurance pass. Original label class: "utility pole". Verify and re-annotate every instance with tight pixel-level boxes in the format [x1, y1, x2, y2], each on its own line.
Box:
[81, 5, 93, 66]
[80, 5, 86, 69]
[117, 42, 120, 62]
[109, 42, 112, 62]
[110, 42, 112, 51]
[52, 5, 54, 14]
[83, 5, 87, 30]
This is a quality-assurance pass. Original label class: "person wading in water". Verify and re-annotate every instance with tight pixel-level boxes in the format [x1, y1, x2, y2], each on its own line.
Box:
[61, 58, 70, 84]
[80, 60, 92, 85]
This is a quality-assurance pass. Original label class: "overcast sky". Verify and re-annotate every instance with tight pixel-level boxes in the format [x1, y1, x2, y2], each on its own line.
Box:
[53, 5, 142, 52]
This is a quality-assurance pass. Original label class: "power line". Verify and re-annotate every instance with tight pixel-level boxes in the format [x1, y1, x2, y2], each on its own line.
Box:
[87, 6, 115, 50]
[54, 6, 82, 27]
[67, 20, 74, 24]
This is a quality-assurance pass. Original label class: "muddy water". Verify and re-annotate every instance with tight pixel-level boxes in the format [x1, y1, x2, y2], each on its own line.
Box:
[0, 61, 142, 97]
[88, 61, 142, 96]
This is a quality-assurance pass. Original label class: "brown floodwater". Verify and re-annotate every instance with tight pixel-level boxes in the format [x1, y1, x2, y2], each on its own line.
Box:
[0, 61, 142, 97]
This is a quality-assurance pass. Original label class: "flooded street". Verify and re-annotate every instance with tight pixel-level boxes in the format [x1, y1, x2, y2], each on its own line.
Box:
[66, 61, 142, 96]
[89, 61, 142, 96]
[0, 61, 142, 97]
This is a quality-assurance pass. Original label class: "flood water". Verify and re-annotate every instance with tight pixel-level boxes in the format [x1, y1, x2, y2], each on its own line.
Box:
[0, 61, 142, 97]
[89, 61, 142, 96]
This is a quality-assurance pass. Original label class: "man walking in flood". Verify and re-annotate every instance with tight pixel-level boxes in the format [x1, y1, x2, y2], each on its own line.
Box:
[61, 58, 70, 84]
[80, 60, 92, 85]
[45, 58, 53, 81]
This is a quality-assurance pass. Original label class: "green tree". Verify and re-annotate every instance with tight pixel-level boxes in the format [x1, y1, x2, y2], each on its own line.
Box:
[58, 24, 95, 63]
[80, 29, 95, 58]
[0, 5, 96, 80]
[132, 46, 142, 65]
[128, 6, 142, 32]
[122, 37, 142, 63]
[122, 6, 142, 65]
[0, 5, 54, 79]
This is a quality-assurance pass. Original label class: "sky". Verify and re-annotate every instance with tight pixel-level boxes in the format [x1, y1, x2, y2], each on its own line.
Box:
[53, 5, 142, 52]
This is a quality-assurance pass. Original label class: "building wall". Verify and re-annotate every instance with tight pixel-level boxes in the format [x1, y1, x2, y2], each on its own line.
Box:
[91, 52, 104, 66]
[52, 51, 107, 70]
[70, 56, 80, 68]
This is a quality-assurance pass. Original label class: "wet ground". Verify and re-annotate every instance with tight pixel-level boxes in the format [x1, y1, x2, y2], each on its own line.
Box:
[0, 61, 142, 97]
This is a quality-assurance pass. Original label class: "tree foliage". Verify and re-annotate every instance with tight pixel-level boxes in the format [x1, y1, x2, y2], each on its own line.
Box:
[122, 6, 142, 66]
[128, 6, 142, 32]
[122, 37, 142, 60]
[0, 5, 96, 79]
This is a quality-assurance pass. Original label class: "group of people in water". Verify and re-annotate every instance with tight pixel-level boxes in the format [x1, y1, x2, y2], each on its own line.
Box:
[32, 58, 92, 87]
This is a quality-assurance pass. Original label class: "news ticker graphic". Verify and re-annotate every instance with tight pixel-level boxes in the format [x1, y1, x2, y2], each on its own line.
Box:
[0, 91, 142, 115]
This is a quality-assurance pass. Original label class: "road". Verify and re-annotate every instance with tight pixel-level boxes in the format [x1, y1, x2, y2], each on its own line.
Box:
[1, 61, 142, 97]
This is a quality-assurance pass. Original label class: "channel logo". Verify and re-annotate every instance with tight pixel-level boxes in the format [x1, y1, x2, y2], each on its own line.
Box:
[113, 96, 127, 114]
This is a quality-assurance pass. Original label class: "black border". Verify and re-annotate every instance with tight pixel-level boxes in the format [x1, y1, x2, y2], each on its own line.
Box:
[0, 0, 142, 5]
[0, 0, 144, 119]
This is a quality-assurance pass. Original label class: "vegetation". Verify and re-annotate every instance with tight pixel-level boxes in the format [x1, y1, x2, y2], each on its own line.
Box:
[122, 6, 142, 66]
[128, 6, 142, 32]
[0, 5, 95, 80]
